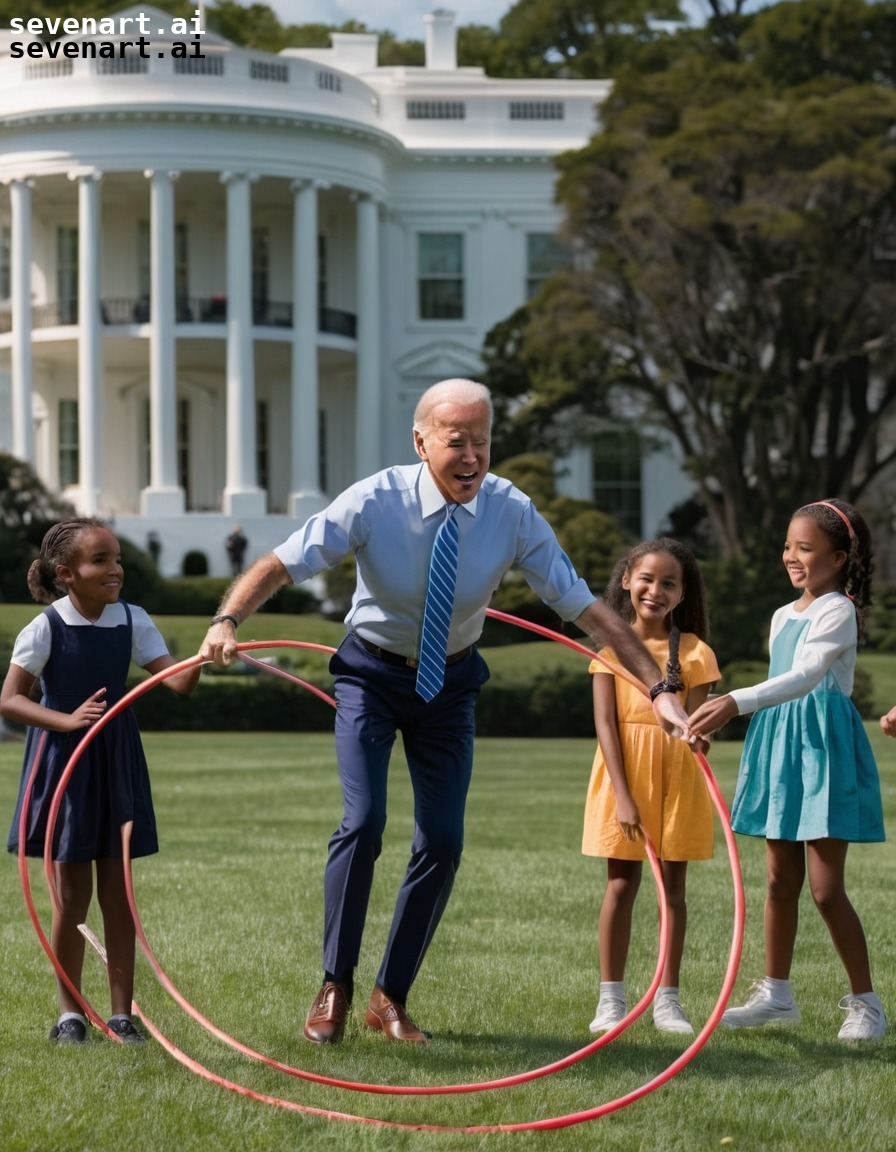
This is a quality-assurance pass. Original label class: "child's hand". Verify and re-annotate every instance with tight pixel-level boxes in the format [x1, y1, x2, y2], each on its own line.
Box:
[615, 796, 642, 841]
[68, 688, 107, 731]
[881, 707, 896, 739]
[688, 694, 738, 742]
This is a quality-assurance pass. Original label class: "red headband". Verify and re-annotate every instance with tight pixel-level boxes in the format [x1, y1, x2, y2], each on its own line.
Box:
[808, 501, 856, 541]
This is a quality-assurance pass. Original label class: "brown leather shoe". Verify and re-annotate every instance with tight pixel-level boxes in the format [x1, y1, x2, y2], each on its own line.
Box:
[304, 982, 350, 1044]
[365, 985, 431, 1045]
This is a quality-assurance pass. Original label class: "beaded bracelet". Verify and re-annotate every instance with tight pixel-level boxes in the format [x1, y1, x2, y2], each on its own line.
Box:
[649, 679, 675, 701]
[210, 614, 239, 629]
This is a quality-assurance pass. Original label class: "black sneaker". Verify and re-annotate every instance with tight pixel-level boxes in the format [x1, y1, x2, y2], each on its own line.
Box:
[106, 1016, 146, 1045]
[49, 1017, 87, 1045]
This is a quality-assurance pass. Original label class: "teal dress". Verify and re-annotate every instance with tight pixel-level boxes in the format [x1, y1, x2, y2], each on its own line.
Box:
[730, 616, 884, 843]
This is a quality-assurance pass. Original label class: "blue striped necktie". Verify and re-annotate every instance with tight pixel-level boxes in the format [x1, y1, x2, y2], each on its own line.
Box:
[415, 504, 460, 702]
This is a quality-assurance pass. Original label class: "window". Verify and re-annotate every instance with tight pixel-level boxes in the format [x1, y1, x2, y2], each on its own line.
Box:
[509, 101, 564, 120]
[96, 55, 148, 74]
[0, 225, 9, 300]
[138, 220, 150, 300]
[317, 69, 342, 92]
[177, 398, 191, 504]
[318, 234, 327, 307]
[59, 399, 79, 487]
[256, 400, 269, 492]
[592, 430, 642, 537]
[175, 223, 189, 307]
[417, 233, 464, 320]
[141, 397, 191, 504]
[251, 60, 288, 83]
[57, 226, 78, 324]
[252, 227, 269, 321]
[138, 221, 189, 310]
[407, 101, 465, 120]
[526, 233, 567, 299]
[174, 56, 223, 76]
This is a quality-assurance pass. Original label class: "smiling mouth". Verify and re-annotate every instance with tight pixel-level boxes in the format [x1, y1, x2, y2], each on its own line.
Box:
[456, 472, 477, 483]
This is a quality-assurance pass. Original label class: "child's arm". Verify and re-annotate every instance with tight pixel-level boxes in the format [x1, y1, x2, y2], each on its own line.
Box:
[0, 663, 108, 732]
[881, 705, 896, 739]
[144, 654, 201, 696]
[685, 682, 713, 756]
[593, 673, 640, 839]
[690, 601, 853, 738]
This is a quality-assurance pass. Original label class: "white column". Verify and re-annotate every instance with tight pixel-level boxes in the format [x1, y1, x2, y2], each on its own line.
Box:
[141, 169, 185, 516]
[9, 179, 34, 465]
[72, 171, 103, 515]
[355, 194, 381, 478]
[288, 179, 327, 519]
[220, 171, 265, 517]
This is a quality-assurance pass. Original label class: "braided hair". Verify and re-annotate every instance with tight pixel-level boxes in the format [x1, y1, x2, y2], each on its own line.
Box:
[603, 537, 710, 693]
[27, 517, 108, 605]
[793, 499, 873, 640]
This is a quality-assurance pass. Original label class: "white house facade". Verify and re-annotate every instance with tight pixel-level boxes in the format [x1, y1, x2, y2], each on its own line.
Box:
[0, 5, 693, 576]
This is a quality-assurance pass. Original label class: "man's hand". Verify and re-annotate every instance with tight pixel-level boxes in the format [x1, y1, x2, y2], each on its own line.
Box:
[200, 621, 239, 668]
[651, 691, 691, 740]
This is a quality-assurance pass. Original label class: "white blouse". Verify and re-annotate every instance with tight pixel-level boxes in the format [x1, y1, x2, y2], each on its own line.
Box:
[728, 592, 858, 716]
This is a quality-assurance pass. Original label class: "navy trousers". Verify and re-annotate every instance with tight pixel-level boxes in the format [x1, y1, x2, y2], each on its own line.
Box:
[323, 633, 490, 1000]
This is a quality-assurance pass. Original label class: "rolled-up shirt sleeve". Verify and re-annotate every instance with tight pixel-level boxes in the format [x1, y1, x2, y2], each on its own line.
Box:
[513, 502, 596, 622]
[273, 487, 364, 585]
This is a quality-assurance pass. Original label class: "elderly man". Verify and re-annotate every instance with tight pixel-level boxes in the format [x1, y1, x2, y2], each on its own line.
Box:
[200, 378, 688, 1047]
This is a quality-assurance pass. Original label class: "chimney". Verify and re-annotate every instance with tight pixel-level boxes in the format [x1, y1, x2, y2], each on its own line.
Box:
[424, 9, 457, 71]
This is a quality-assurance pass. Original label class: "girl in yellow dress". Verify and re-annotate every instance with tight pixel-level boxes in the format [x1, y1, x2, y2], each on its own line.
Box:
[583, 538, 719, 1035]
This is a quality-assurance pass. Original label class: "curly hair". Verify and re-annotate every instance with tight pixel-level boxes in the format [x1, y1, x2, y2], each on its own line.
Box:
[603, 537, 710, 693]
[793, 499, 873, 640]
[27, 517, 108, 605]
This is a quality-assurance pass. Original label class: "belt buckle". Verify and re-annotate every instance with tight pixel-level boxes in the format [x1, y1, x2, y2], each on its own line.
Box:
[406, 656, 418, 669]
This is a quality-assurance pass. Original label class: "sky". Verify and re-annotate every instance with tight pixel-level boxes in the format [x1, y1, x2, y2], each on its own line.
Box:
[262, 1, 769, 40]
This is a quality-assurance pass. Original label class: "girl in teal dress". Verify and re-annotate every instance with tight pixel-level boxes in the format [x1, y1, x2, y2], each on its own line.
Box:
[3, 519, 200, 1045]
[690, 499, 885, 1042]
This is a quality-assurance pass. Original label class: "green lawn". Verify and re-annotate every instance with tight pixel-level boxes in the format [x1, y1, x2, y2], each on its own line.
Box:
[1, 726, 895, 1151]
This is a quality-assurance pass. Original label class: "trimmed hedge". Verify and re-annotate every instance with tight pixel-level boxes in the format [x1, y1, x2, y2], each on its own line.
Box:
[127, 665, 597, 738]
[127, 657, 876, 741]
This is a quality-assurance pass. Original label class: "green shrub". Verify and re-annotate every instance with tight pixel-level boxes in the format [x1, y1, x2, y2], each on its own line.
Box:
[181, 549, 209, 576]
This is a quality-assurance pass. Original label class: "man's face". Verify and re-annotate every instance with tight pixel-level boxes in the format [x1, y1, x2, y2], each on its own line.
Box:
[414, 401, 491, 504]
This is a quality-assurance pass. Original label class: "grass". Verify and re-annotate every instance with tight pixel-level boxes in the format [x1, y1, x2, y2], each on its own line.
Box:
[1, 725, 895, 1151]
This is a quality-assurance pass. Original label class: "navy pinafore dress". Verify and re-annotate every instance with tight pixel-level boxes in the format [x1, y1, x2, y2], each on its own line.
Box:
[7, 602, 159, 862]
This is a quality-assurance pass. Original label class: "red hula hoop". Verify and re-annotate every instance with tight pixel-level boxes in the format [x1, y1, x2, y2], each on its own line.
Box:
[25, 618, 744, 1133]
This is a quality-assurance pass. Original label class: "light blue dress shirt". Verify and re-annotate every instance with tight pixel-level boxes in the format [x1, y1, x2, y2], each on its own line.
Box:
[273, 463, 595, 658]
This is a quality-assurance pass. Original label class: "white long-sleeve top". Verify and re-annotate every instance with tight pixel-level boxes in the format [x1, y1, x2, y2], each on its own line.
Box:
[728, 592, 858, 716]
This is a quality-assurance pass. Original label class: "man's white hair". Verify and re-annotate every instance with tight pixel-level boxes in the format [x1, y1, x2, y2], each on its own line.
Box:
[413, 378, 493, 434]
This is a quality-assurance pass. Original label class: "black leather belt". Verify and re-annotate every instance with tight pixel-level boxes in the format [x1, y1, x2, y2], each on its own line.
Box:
[351, 632, 472, 669]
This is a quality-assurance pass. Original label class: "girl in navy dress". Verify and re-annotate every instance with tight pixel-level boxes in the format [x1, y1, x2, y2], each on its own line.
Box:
[4, 519, 199, 1045]
[690, 499, 885, 1041]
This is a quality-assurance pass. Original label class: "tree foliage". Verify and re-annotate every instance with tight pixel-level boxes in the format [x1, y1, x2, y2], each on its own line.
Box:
[484, 0, 896, 574]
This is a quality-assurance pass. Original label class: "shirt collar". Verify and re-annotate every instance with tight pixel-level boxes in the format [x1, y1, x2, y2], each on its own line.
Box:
[418, 462, 479, 518]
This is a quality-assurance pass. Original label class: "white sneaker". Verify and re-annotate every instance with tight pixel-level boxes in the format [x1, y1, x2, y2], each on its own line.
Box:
[721, 979, 801, 1028]
[838, 993, 887, 1041]
[589, 995, 627, 1034]
[653, 989, 694, 1035]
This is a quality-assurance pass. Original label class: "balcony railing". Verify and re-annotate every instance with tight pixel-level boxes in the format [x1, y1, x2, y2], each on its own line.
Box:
[0, 298, 357, 338]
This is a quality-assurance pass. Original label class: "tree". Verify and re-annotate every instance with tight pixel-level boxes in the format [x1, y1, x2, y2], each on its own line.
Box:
[492, 0, 685, 78]
[0, 454, 74, 602]
[485, 0, 896, 573]
[486, 453, 631, 630]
